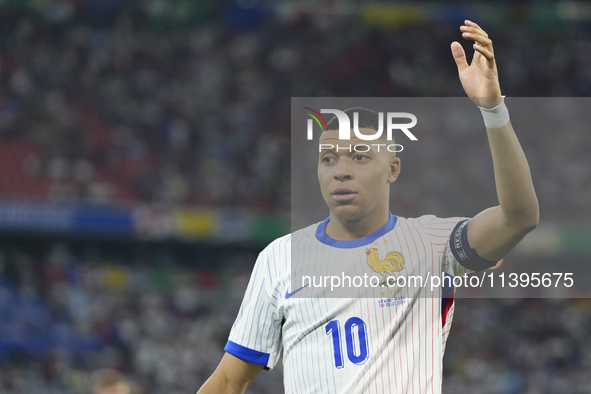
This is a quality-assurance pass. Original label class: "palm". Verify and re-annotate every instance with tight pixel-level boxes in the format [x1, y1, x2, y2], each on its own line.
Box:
[458, 52, 498, 97]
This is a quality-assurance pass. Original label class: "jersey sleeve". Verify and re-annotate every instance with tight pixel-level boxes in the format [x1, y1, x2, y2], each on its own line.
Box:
[419, 215, 475, 277]
[421, 215, 497, 276]
[225, 243, 285, 370]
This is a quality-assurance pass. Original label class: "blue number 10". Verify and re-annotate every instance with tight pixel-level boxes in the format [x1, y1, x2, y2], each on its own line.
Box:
[325, 317, 369, 368]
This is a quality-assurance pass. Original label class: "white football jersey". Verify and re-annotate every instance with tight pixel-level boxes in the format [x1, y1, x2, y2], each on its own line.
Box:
[225, 213, 475, 394]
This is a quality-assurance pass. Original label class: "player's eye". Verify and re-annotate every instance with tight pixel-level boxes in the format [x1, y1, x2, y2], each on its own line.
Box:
[354, 155, 369, 162]
[323, 156, 336, 164]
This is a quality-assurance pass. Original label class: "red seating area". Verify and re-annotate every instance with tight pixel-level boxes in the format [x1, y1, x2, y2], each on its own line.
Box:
[0, 122, 139, 204]
[0, 140, 50, 199]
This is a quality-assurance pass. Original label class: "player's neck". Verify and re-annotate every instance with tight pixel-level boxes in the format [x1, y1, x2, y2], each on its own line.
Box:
[325, 208, 390, 241]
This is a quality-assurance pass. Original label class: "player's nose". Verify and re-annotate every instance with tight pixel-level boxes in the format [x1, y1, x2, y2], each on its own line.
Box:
[334, 161, 352, 181]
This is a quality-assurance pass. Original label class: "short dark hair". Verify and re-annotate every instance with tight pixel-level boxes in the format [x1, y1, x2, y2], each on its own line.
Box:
[325, 107, 382, 132]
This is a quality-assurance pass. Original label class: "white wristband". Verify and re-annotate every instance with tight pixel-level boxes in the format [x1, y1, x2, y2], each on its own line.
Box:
[478, 96, 510, 129]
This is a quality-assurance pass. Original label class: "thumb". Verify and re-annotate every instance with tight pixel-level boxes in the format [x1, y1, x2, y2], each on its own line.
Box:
[450, 41, 468, 73]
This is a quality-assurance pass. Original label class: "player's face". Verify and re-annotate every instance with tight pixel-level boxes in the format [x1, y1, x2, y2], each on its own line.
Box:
[318, 128, 400, 220]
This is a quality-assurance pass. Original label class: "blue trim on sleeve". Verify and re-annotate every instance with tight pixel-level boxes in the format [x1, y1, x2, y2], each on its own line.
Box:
[315, 213, 398, 249]
[450, 219, 497, 272]
[224, 340, 270, 366]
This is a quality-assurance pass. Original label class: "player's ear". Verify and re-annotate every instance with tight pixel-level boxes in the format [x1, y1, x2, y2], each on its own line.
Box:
[387, 156, 400, 184]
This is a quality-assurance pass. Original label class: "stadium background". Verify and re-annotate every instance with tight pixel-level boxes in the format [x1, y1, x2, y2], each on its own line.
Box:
[0, 0, 590, 393]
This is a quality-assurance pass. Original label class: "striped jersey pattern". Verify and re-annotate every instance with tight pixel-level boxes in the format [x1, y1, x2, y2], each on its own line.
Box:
[226, 213, 474, 394]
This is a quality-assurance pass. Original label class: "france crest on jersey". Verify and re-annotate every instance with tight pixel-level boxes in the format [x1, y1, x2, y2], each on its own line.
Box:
[225, 213, 480, 394]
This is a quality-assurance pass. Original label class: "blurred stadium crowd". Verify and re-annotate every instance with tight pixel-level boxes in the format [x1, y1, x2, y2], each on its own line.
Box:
[2, 243, 591, 394]
[0, 243, 280, 394]
[0, 1, 590, 394]
[0, 1, 590, 219]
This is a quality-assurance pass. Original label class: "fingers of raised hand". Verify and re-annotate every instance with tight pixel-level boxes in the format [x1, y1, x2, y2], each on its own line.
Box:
[461, 31, 492, 49]
[463, 20, 486, 35]
[473, 43, 495, 62]
[460, 21, 493, 50]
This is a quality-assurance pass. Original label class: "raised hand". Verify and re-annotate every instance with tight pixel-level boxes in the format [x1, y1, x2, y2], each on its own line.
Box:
[451, 20, 502, 108]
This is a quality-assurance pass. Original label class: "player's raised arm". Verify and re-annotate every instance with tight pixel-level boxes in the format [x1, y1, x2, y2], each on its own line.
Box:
[197, 353, 263, 394]
[450, 20, 539, 262]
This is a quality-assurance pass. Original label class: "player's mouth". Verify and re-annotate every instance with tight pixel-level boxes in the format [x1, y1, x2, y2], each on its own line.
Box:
[332, 188, 357, 202]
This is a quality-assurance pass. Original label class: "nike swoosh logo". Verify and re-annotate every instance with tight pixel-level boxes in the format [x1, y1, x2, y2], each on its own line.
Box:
[285, 284, 309, 299]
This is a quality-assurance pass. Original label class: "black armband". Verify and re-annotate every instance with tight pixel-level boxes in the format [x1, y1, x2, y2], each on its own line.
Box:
[450, 219, 497, 272]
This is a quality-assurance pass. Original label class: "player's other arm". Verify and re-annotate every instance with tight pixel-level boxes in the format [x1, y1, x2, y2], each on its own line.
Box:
[451, 20, 539, 262]
[197, 353, 263, 394]
[467, 120, 539, 262]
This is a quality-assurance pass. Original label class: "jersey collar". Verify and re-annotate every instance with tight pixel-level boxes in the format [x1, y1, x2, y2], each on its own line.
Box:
[315, 212, 398, 249]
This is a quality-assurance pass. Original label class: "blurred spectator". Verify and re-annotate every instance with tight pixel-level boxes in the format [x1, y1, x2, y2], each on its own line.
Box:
[91, 369, 131, 394]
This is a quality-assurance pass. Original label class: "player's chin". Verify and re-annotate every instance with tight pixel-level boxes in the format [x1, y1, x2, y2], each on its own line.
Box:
[330, 204, 364, 220]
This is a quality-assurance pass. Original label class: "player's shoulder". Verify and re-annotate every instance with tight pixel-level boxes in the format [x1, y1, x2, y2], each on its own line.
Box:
[259, 221, 321, 257]
[396, 214, 469, 233]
